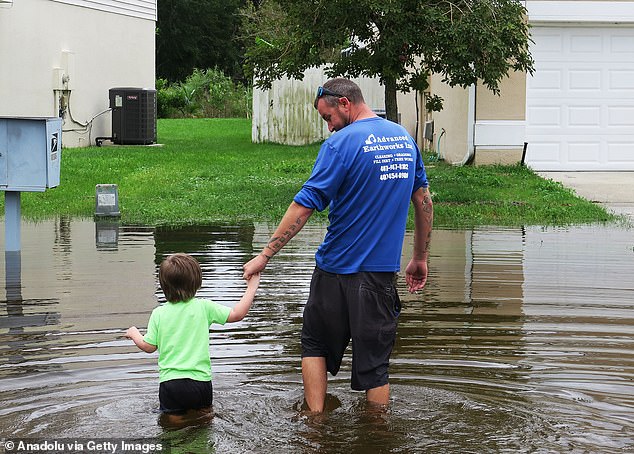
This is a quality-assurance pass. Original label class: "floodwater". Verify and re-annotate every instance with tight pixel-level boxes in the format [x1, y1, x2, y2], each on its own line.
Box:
[0, 218, 633, 453]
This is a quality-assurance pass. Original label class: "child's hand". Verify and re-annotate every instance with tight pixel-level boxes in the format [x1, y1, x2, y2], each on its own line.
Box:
[125, 326, 158, 353]
[125, 326, 141, 339]
[246, 272, 261, 289]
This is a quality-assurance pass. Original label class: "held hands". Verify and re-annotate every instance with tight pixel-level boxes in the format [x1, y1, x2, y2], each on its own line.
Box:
[246, 271, 261, 289]
[405, 258, 428, 293]
[243, 254, 269, 280]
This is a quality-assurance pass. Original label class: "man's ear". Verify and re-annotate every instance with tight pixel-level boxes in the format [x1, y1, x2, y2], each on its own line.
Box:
[339, 97, 350, 108]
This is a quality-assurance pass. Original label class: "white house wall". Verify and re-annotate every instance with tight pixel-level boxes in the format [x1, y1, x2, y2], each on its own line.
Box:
[526, 1, 634, 24]
[0, 0, 155, 147]
[50, 0, 156, 21]
[253, 66, 401, 146]
[253, 69, 330, 146]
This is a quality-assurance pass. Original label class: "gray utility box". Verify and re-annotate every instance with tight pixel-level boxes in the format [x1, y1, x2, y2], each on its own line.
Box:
[0, 117, 62, 192]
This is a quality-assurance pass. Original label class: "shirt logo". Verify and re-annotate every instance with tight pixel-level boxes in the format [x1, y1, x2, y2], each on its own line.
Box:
[363, 133, 414, 153]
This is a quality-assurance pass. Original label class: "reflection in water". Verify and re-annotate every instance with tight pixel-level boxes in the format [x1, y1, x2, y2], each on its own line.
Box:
[0, 219, 632, 452]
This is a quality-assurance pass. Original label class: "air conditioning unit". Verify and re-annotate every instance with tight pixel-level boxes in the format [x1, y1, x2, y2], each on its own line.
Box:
[109, 87, 156, 145]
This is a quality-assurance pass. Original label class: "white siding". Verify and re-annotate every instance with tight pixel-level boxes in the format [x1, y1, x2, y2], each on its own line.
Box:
[0, 0, 155, 147]
[526, 1, 634, 24]
[475, 121, 526, 148]
[252, 66, 386, 145]
[50, 0, 156, 21]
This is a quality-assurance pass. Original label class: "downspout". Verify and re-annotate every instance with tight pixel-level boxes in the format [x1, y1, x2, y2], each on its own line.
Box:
[453, 83, 476, 166]
[414, 90, 420, 146]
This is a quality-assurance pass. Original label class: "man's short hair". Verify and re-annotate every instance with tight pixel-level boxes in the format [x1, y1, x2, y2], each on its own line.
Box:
[159, 253, 202, 302]
[314, 78, 365, 109]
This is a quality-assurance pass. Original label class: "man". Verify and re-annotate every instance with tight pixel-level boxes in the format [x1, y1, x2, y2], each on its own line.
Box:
[243, 78, 433, 412]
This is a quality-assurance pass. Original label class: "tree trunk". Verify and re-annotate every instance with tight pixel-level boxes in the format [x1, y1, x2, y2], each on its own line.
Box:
[384, 78, 399, 123]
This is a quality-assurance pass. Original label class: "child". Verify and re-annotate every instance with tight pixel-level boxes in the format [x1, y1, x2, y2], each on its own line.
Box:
[126, 252, 260, 422]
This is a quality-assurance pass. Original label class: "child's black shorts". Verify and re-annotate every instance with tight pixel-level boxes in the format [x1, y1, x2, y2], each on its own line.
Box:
[301, 266, 401, 391]
[159, 378, 213, 414]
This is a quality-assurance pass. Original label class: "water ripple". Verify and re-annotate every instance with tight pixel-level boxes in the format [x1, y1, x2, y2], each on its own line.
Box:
[0, 221, 633, 452]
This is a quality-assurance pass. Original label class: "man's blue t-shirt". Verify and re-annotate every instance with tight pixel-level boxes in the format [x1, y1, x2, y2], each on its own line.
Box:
[294, 116, 428, 274]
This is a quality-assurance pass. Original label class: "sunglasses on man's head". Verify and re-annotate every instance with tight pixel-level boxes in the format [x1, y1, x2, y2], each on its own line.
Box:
[316, 86, 344, 99]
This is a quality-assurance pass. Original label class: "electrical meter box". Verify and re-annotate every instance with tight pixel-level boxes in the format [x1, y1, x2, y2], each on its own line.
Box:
[0, 117, 62, 192]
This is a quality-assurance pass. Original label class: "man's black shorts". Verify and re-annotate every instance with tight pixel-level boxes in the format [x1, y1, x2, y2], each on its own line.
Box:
[301, 266, 401, 391]
[159, 378, 213, 414]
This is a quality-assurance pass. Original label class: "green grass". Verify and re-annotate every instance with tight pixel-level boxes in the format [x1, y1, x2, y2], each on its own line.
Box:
[14, 118, 613, 227]
[427, 162, 612, 227]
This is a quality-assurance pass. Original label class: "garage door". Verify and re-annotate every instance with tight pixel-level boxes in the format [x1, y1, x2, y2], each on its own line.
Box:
[526, 26, 634, 171]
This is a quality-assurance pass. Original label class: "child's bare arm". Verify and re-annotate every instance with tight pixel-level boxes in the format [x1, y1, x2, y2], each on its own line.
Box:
[125, 326, 157, 353]
[227, 273, 260, 323]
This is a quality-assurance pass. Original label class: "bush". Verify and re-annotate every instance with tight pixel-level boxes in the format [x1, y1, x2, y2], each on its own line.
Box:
[157, 69, 252, 119]
[156, 78, 188, 118]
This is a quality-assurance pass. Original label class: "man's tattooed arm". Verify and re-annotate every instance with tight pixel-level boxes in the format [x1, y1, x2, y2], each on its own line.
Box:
[414, 187, 434, 260]
[261, 204, 313, 261]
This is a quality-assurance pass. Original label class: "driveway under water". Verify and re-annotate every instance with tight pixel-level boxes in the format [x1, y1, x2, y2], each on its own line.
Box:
[0, 218, 633, 453]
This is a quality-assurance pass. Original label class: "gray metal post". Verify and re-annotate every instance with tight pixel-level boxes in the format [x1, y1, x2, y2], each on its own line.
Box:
[5, 250, 22, 302]
[5, 191, 21, 251]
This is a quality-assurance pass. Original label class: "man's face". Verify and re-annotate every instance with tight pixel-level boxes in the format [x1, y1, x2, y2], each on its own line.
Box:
[316, 97, 349, 132]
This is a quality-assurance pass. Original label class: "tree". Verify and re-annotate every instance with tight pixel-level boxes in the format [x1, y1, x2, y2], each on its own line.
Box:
[241, 0, 534, 122]
[156, 0, 245, 82]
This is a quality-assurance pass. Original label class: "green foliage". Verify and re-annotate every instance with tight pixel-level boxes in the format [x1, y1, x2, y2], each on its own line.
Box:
[156, 78, 188, 118]
[16, 119, 614, 228]
[241, 0, 534, 119]
[157, 69, 252, 119]
[156, 0, 245, 82]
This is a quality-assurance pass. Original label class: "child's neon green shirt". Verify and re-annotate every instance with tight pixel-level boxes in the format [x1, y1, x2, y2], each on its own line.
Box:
[143, 297, 231, 383]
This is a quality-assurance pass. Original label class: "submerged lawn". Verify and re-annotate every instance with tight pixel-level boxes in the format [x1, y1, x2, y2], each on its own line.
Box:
[15, 118, 612, 227]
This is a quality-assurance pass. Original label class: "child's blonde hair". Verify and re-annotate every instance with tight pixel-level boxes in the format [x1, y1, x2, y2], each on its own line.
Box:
[159, 253, 202, 302]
